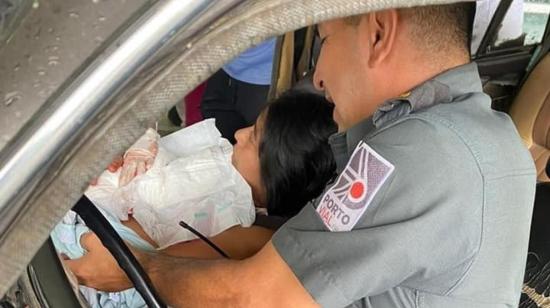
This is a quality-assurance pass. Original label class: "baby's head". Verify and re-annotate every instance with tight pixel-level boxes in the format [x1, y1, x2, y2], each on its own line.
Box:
[232, 90, 337, 218]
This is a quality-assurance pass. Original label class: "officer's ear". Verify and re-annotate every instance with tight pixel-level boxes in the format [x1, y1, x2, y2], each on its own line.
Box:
[361, 9, 399, 68]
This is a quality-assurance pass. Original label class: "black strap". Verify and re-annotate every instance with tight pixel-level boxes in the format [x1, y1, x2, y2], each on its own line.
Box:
[546, 157, 550, 179]
[72, 196, 166, 308]
[178, 221, 229, 258]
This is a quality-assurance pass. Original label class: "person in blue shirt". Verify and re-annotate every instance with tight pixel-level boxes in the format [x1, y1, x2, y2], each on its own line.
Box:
[200, 38, 276, 143]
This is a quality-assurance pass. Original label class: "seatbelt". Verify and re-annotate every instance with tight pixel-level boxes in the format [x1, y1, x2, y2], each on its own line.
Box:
[526, 41, 550, 75]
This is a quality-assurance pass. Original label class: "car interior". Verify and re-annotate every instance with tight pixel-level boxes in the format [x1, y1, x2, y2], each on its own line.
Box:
[510, 28, 550, 308]
[510, 53, 550, 183]
[1, 0, 550, 307]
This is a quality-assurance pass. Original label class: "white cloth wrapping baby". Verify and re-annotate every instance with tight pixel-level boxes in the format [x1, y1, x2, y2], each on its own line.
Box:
[85, 119, 255, 249]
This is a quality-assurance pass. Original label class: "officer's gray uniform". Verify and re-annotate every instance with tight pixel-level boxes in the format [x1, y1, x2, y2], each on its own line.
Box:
[272, 63, 537, 307]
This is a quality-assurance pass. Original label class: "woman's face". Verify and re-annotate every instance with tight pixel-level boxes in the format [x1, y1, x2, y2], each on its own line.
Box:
[232, 116, 266, 207]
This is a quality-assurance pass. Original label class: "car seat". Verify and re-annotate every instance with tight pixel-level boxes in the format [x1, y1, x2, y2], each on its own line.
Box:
[509, 53, 550, 183]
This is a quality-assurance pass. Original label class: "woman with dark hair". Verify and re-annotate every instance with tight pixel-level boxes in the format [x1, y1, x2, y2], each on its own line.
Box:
[153, 90, 337, 259]
[112, 90, 338, 261]
[233, 91, 337, 218]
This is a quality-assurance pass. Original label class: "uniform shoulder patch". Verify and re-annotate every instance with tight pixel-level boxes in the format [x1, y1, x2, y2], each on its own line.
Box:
[316, 142, 395, 231]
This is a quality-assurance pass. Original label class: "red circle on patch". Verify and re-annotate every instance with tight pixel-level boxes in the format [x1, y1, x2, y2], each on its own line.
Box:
[350, 181, 365, 199]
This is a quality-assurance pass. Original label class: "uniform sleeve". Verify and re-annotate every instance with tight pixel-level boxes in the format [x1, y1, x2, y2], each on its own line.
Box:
[272, 118, 484, 307]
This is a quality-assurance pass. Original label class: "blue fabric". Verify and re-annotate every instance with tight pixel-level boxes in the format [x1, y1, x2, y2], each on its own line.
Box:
[51, 209, 155, 308]
[222, 38, 276, 85]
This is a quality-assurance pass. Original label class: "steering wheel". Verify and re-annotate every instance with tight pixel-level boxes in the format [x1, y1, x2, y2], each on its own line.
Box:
[72, 196, 167, 308]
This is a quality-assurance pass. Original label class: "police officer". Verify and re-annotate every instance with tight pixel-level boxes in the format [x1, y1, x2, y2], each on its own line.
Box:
[67, 2, 537, 307]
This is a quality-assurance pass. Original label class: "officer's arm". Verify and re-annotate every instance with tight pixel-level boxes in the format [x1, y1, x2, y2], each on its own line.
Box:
[145, 241, 318, 307]
[122, 215, 275, 260]
[160, 225, 275, 260]
[66, 234, 318, 307]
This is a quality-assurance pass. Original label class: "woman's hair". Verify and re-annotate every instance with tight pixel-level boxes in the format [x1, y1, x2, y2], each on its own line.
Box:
[259, 90, 337, 218]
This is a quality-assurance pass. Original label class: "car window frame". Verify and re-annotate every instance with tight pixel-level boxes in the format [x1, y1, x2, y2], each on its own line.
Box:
[474, 0, 550, 59]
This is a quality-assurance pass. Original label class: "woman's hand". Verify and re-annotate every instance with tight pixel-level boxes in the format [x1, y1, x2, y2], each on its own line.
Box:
[63, 232, 134, 292]
[105, 129, 159, 187]
[119, 144, 158, 186]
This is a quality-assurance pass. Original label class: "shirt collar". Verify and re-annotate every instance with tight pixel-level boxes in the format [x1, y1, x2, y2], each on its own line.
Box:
[372, 62, 482, 128]
[433, 62, 483, 99]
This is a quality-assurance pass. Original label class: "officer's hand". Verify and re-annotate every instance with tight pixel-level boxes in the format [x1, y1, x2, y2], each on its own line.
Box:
[64, 232, 134, 292]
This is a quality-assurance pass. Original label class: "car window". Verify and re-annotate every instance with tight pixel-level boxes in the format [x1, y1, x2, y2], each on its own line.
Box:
[472, 0, 550, 54]
[523, 0, 550, 45]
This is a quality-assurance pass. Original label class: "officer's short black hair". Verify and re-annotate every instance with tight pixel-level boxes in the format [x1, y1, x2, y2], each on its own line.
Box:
[400, 2, 475, 58]
[258, 91, 337, 218]
[344, 2, 474, 59]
